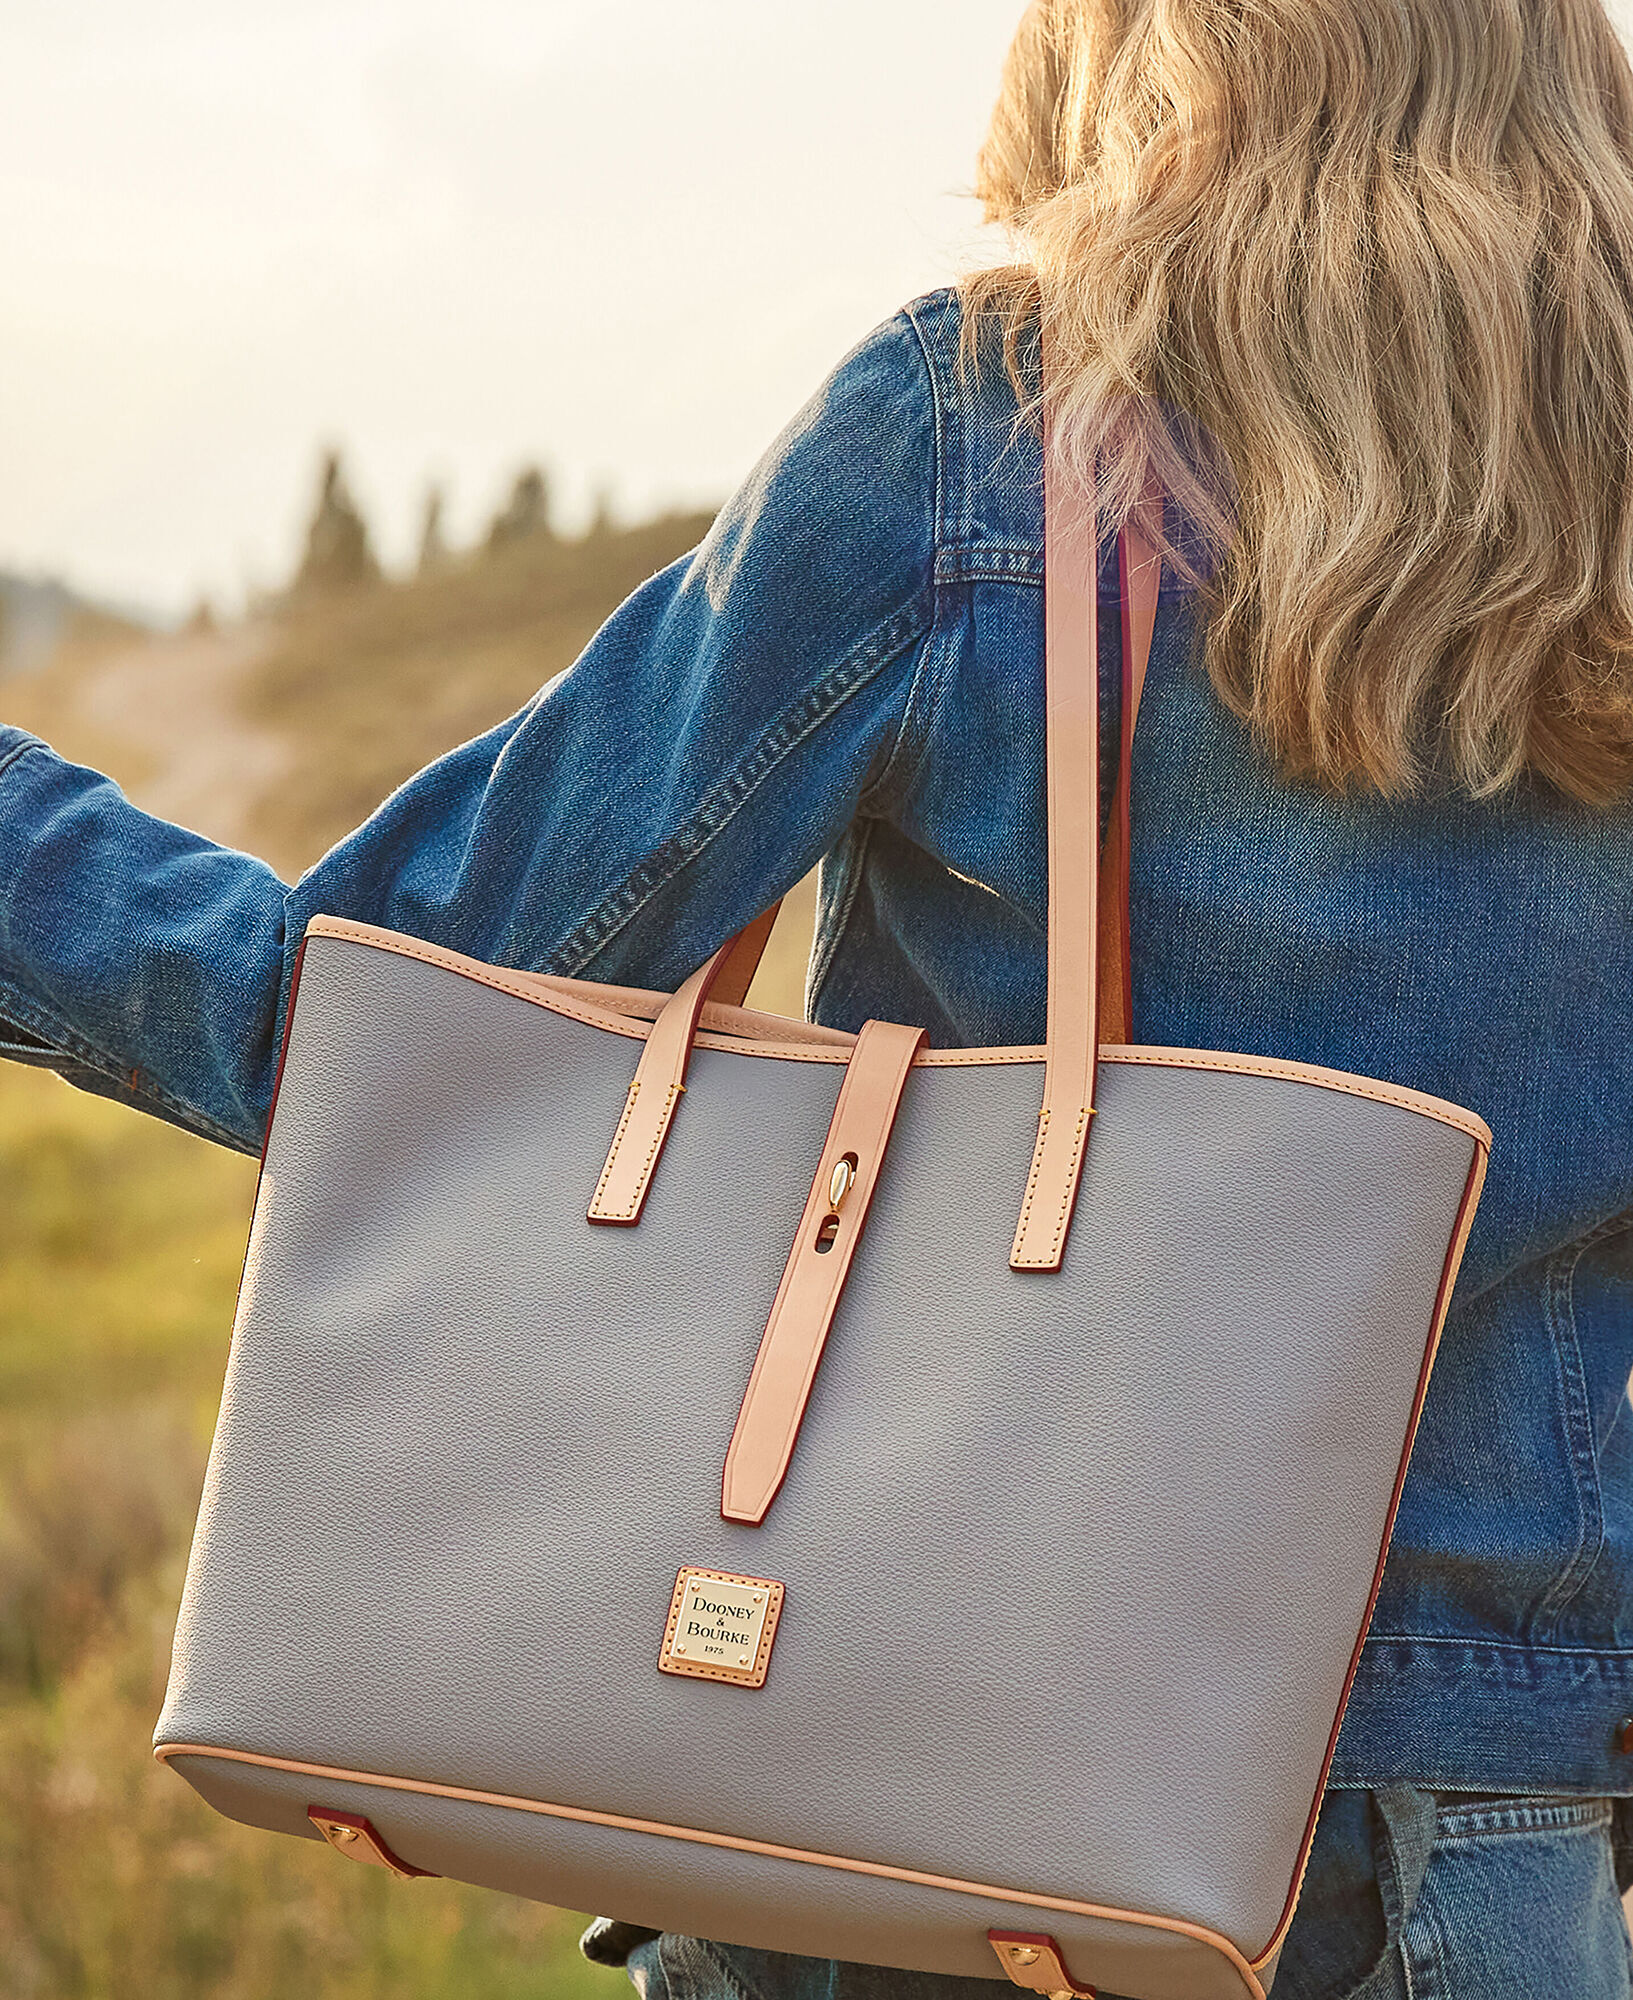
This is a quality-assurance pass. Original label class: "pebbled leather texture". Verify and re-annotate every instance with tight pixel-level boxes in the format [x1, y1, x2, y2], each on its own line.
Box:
[158, 931, 1479, 1995]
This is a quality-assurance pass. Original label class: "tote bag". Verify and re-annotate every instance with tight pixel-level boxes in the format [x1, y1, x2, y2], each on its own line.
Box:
[155, 443, 1488, 2000]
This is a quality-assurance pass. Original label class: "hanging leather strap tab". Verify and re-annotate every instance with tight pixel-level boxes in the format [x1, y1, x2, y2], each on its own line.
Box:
[989, 1931, 1097, 1997]
[1010, 427, 1162, 1269]
[1009, 440, 1104, 1272]
[721, 1018, 926, 1524]
[587, 903, 781, 1226]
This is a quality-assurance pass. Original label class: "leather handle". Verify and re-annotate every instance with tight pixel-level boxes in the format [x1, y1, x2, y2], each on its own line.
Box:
[1011, 443, 1161, 1270]
[721, 1018, 927, 1523]
[586, 902, 781, 1226]
[591, 416, 1162, 1258]
[1096, 485, 1163, 1048]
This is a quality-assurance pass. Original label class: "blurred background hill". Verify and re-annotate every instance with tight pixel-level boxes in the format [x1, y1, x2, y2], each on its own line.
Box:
[0, 461, 814, 1999]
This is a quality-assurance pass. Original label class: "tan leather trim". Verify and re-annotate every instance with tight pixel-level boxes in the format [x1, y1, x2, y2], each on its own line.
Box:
[1247, 1136, 1489, 1970]
[990, 1929, 1096, 1996]
[722, 1020, 927, 1524]
[1010, 438, 1102, 1272]
[581, 909, 787, 1223]
[658, 1567, 785, 1687]
[586, 943, 729, 1225]
[299, 919, 1493, 1147]
[154, 1743, 1264, 1997]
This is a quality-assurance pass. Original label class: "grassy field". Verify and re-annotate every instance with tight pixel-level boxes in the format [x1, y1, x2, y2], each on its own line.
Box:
[0, 511, 827, 1997]
[0, 1061, 626, 2000]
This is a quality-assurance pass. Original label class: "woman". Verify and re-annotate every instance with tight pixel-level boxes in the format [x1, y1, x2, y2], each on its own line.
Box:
[6, 0, 1633, 1992]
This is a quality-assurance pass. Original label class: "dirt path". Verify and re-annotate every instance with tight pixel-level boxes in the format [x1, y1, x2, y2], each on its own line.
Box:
[66, 625, 289, 854]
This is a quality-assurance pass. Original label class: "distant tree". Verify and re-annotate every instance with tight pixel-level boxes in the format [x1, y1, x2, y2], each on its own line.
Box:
[485, 466, 554, 554]
[585, 483, 617, 540]
[417, 483, 451, 576]
[292, 449, 380, 597]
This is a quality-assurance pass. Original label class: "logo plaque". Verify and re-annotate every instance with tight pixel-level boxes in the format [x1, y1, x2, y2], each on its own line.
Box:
[659, 1568, 784, 1688]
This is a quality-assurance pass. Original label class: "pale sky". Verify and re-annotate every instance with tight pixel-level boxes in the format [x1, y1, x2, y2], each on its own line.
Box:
[0, 2, 1023, 617]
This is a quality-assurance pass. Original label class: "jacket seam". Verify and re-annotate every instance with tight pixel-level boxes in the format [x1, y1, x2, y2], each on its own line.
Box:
[1534, 1232, 1611, 1634]
[0, 732, 46, 782]
[0, 973, 253, 1153]
[553, 606, 928, 979]
[1362, 1632, 1633, 1661]
[856, 304, 946, 815]
[696, 1939, 764, 2000]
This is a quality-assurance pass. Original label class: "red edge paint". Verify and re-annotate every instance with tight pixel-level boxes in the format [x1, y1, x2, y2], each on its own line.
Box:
[305, 1804, 438, 1878]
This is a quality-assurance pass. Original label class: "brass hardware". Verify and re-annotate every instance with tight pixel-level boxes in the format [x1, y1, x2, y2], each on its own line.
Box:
[988, 1931, 1095, 1997]
[827, 1154, 858, 1212]
[660, 1568, 784, 1688]
[308, 1808, 436, 1880]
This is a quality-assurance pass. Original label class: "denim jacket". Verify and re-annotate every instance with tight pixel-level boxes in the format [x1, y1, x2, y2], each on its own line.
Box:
[4, 289, 1633, 1795]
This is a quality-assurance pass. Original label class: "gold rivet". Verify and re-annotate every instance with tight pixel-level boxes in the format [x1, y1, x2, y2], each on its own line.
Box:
[738, 1655, 752, 1667]
[674, 1644, 687, 1655]
[1009, 1946, 1041, 1966]
[329, 1825, 359, 1844]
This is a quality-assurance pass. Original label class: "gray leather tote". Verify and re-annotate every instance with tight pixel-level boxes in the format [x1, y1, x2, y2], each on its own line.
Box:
[155, 449, 1489, 2000]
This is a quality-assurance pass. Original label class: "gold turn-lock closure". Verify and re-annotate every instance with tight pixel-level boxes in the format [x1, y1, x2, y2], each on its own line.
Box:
[827, 1153, 858, 1213]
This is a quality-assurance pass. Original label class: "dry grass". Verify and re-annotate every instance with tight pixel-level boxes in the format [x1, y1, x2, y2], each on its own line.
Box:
[244, 516, 716, 875]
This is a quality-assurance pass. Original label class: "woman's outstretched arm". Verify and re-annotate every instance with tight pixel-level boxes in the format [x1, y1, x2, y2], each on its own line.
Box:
[0, 307, 939, 1154]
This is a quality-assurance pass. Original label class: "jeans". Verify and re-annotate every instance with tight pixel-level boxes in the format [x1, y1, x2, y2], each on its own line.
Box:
[617, 1792, 1633, 2000]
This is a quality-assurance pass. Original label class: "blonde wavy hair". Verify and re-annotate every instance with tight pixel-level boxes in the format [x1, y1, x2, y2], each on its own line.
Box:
[966, 0, 1633, 803]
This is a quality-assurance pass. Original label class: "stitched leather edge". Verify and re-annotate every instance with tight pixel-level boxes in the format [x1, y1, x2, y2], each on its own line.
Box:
[302, 917, 1494, 1147]
[152, 1743, 1264, 1998]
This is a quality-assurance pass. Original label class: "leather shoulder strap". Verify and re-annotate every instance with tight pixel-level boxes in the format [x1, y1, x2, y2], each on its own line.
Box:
[1009, 445, 1161, 1271]
[1097, 487, 1163, 1048]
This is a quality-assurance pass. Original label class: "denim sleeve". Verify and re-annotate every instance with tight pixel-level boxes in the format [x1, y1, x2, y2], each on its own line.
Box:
[0, 310, 937, 1153]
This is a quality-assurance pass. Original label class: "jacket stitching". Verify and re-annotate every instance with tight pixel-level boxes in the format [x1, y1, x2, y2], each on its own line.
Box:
[1534, 1212, 1633, 1632]
[0, 732, 46, 783]
[1362, 1631, 1633, 1661]
[553, 607, 927, 979]
[1534, 1234, 1609, 1634]
[854, 306, 945, 816]
[0, 972, 253, 1154]
[921, 290, 979, 556]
